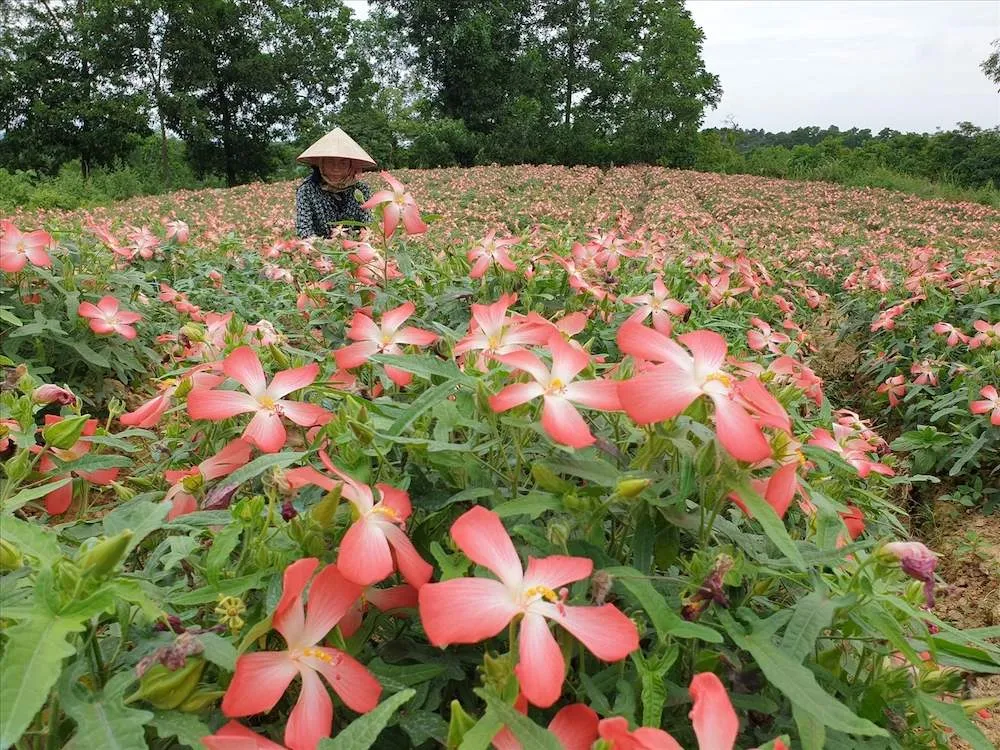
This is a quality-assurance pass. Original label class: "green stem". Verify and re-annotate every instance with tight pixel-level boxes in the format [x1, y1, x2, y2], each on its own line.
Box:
[45, 691, 60, 750]
[87, 624, 106, 688]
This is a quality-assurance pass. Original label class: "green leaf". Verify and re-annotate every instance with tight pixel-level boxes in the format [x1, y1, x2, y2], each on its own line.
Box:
[0, 307, 23, 327]
[400, 709, 448, 746]
[372, 353, 474, 383]
[719, 612, 886, 737]
[319, 688, 415, 750]
[64, 339, 111, 368]
[169, 570, 272, 605]
[540, 456, 619, 486]
[205, 523, 242, 582]
[103, 498, 169, 557]
[367, 659, 445, 690]
[457, 709, 503, 750]
[198, 632, 238, 671]
[792, 704, 826, 750]
[732, 480, 806, 571]
[61, 678, 153, 750]
[384, 380, 463, 436]
[475, 689, 562, 750]
[150, 710, 213, 749]
[2, 478, 72, 514]
[604, 566, 723, 643]
[223, 451, 308, 489]
[0, 613, 85, 747]
[780, 590, 840, 662]
[916, 693, 993, 750]
[238, 614, 274, 654]
[52, 454, 132, 474]
[494, 493, 562, 519]
[949, 433, 989, 476]
[0, 515, 61, 566]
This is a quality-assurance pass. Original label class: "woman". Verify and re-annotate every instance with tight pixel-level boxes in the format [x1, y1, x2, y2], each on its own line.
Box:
[295, 127, 377, 239]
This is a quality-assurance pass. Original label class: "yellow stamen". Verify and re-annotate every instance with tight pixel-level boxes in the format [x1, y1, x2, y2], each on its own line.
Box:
[704, 372, 733, 388]
[372, 505, 401, 522]
[524, 585, 560, 603]
[300, 647, 335, 664]
[258, 395, 276, 409]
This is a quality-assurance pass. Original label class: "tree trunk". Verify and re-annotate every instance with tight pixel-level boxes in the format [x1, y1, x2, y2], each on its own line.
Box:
[159, 110, 170, 187]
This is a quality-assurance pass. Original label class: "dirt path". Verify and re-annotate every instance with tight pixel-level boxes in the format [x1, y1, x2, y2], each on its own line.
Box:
[928, 501, 1000, 747]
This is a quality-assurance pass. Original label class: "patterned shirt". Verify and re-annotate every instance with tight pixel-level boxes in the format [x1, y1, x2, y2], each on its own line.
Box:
[295, 178, 373, 239]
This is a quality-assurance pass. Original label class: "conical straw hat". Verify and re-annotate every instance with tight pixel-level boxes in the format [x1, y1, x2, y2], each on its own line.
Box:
[297, 127, 377, 169]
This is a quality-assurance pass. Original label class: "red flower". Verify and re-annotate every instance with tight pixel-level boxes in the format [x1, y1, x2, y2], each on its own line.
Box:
[970, 385, 1000, 425]
[221, 559, 381, 750]
[333, 303, 438, 388]
[187, 347, 329, 453]
[77, 296, 141, 340]
[361, 172, 428, 239]
[0, 220, 53, 273]
[489, 332, 621, 449]
[163, 439, 252, 519]
[418, 506, 638, 708]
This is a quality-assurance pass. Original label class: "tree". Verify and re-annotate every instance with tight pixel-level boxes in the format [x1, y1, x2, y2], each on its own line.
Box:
[161, 0, 353, 186]
[982, 38, 1000, 93]
[0, 0, 150, 176]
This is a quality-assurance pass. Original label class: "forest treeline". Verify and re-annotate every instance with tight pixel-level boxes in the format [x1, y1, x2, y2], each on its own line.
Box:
[1, 1, 997, 210]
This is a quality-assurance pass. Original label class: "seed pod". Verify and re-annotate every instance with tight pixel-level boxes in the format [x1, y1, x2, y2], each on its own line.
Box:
[531, 463, 571, 493]
[177, 688, 225, 713]
[127, 657, 205, 710]
[78, 530, 133, 578]
[615, 477, 650, 498]
[446, 700, 478, 750]
[3, 448, 32, 484]
[309, 484, 342, 527]
[41, 415, 91, 450]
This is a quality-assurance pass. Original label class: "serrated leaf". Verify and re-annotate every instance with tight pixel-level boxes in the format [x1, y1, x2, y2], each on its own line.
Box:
[916, 693, 993, 750]
[474, 689, 562, 750]
[400, 709, 448, 745]
[719, 612, 886, 737]
[61, 683, 152, 750]
[169, 570, 272, 605]
[103, 498, 169, 557]
[0, 613, 85, 747]
[319, 688, 415, 750]
[780, 590, 839, 662]
[150, 710, 212, 749]
[732, 480, 806, 571]
[0, 514, 61, 566]
[604, 566, 722, 643]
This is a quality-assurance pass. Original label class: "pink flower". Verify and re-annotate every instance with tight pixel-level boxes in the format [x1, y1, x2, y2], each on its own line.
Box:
[877, 374, 906, 407]
[338, 584, 418, 638]
[489, 332, 622, 449]
[0, 220, 54, 273]
[970, 385, 1000, 425]
[77, 296, 142, 340]
[468, 230, 518, 278]
[493, 700, 599, 750]
[729, 462, 800, 520]
[222, 559, 381, 750]
[361, 172, 428, 239]
[931, 322, 968, 347]
[617, 322, 781, 463]
[453, 295, 544, 369]
[333, 303, 438, 388]
[165, 219, 189, 243]
[909, 360, 938, 386]
[746, 318, 790, 354]
[120, 369, 224, 429]
[807, 426, 894, 478]
[418, 506, 639, 708]
[622, 276, 690, 334]
[882, 541, 939, 607]
[163, 439, 252, 519]
[187, 347, 329, 453]
[32, 417, 119, 515]
[285, 455, 432, 589]
[32, 384, 76, 406]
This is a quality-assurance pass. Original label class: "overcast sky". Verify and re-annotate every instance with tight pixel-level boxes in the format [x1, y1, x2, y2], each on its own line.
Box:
[345, 0, 1000, 134]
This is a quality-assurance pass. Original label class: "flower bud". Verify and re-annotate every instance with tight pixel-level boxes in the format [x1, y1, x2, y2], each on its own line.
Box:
[3, 448, 32, 484]
[78, 530, 133, 578]
[0, 538, 23, 571]
[309, 485, 342, 527]
[180, 323, 205, 343]
[32, 384, 76, 406]
[546, 522, 570, 548]
[615, 477, 651, 498]
[531, 463, 571, 493]
[447, 700, 478, 749]
[41, 414, 91, 450]
[349, 420, 374, 445]
[268, 344, 291, 370]
[880, 541, 939, 607]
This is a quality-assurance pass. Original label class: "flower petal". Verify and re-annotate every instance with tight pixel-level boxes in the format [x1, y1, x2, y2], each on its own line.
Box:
[309, 647, 382, 713]
[338, 517, 394, 586]
[450, 506, 523, 586]
[710, 394, 772, 463]
[243, 410, 287, 453]
[563, 379, 621, 411]
[689, 672, 739, 750]
[187, 389, 259, 421]
[284, 667, 333, 750]
[617, 365, 701, 425]
[269, 363, 319, 399]
[419, 577, 519, 646]
[279, 400, 330, 428]
[679, 330, 728, 372]
[548, 704, 600, 750]
[301, 563, 363, 647]
[222, 651, 298, 717]
[274, 558, 319, 645]
[224, 346, 267, 397]
[546, 603, 638, 662]
[489, 382, 545, 412]
[383, 523, 433, 588]
[541, 395, 594, 448]
[523, 556, 593, 591]
[516, 612, 565, 708]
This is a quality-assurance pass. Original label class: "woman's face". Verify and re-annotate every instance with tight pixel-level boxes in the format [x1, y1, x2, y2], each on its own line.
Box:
[319, 158, 360, 188]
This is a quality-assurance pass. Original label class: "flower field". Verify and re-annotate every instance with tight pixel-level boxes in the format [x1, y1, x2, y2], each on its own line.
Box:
[1, 166, 998, 749]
